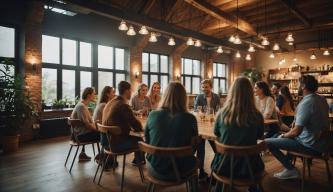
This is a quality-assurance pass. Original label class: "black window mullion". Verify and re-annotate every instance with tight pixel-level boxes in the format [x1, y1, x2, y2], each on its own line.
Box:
[76, 40, 80, 97]
[58, 37, 63, 100]
[92, 43, 98, 91]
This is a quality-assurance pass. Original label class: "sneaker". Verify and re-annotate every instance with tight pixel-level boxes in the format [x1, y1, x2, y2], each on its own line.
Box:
[274, 168, 299, 179]
[198, 170, 209, 182]
[79, 152, 91, 162]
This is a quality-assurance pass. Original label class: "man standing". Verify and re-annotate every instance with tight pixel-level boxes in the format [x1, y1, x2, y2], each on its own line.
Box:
[266, 75, 330, 179]
[102, 81, 144, 165]
[194, 79, 221, 181]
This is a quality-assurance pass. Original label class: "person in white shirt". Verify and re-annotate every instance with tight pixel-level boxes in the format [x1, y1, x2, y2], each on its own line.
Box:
[254, 81, 280, 138]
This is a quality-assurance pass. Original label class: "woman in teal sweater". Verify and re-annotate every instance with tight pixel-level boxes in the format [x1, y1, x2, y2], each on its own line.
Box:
[211, 77, 265, 192]
[144, 82, 198, 185]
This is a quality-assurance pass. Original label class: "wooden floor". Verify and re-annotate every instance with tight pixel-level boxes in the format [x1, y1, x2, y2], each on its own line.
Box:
[0, 137, 332, 192]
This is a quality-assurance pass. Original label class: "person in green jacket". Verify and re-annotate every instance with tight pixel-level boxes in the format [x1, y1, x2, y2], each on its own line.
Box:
[211, 77, 265, 192]
[144, 82, 198, 191]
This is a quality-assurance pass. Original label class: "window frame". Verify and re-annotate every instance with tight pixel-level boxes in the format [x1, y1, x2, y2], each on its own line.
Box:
[142, 52, 169, 88]
[181, 57, 201, 94]
[41, 33, 128, 102]
[0, 24, 19, 74]
[213, 62, 228, 94]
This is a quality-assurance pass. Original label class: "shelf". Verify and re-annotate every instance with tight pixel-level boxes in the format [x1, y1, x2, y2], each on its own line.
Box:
[269, 79, 297, 81]
[301, 70, 333, 74]
[318, 83, 333, 86]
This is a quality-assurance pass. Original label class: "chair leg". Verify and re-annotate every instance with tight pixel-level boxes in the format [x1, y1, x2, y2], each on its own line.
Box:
[208, 172, 214, 192]
[214, 182, 220, 192]
[97, 143, 100, 154]
[92, 144, 95, 157]
[98, 154, 110, 185]
[221, 183, 225, 192]
[138, 165, 145, 183]
[113, 155, 117, 172]
[186, 181, 189, 192]
[93, 152, 104, 183]
[324, 159, 332, 181]
[69, 146, 79, 173]
[146, 183, 152, 192]
[301, 158, 305, 192]
[64, 145, 73, 167]
[306, 159, 311, 177]
[120, 155, 127, 192]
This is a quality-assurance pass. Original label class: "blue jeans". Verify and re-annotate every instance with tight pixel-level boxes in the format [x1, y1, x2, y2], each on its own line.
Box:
[265, 138, 321, 170]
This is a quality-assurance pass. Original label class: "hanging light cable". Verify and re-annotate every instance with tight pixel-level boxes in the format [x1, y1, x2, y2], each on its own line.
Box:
[261, 0, 270, 46]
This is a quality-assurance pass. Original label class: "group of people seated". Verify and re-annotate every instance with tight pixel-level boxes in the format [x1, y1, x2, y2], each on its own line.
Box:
[70, 75, 330, 192]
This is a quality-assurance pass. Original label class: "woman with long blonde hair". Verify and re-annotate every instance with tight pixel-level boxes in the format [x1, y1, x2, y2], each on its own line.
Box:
[148, 82, 161, 110]
[144, 82, 198, 190]
[211, 77, 264, 192]
[130, 83, 151, 115]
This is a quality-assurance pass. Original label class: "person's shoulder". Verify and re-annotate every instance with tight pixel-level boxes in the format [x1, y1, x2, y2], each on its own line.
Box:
[212, 92, 220, 98]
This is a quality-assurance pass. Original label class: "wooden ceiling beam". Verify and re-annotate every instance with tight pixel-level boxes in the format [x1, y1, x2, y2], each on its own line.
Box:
[165, 0, 183, 22]
[139, 0, 157, 15]
[214, 0, 259, 12]
[58, 0, 247, 50]
[184, 0, 257, 35]
[277, 0, 311, 27]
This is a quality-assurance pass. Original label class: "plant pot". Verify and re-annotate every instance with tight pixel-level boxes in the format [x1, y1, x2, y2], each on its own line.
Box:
[1, 135, 20, 153]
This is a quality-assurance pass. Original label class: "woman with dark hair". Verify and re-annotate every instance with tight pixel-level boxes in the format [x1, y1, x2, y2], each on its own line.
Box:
[254, 81, 279, 138]
[276, 86, 295, 127]
[93, 86, 115, 147]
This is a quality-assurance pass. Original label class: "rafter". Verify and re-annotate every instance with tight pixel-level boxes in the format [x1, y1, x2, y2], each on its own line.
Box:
[184, 0, 257, 35]
[165, 0, 184, 22]
[277, 0, 311, 27]
[139, 0, 157, 15]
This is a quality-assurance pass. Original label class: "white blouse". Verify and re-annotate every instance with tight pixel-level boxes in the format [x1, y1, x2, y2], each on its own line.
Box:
[255, 96, 276, 119]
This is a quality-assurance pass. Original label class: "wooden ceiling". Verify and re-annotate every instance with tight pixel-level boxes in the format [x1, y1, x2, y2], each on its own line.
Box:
[59, 0, 333, 51]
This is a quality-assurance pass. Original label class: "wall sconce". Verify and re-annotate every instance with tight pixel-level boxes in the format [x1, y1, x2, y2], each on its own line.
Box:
[31, 62, 37, 72]
[176, 74, 180, 81]
[134, 71, 140, 79]
[208, 74, 212, 79]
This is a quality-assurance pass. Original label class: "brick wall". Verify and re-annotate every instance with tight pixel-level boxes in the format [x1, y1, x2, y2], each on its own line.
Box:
[171, 43, 188, 81]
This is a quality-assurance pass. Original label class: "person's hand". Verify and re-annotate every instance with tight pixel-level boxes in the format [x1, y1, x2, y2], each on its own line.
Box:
[278, 133, 285, 138]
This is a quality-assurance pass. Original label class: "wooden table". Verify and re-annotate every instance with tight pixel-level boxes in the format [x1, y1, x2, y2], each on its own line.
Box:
[132, 117, 279, 141]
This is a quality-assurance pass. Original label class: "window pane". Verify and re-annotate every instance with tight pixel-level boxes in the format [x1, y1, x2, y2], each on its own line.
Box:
[184, 59, 192, 75]
[217, 64, 223, 77]
[0, 63, 14, 80]
[213, 63, 217, 77]
[115, 73, 125, 94]
[150, 54, 158, 72]
[185, 76, 191, 94]
[98, 71, 113, 95]
[220, 79, 226, 94]
[160, 75, 168, 93]
[42, 35, 60, 64]
[223, 64, 227, 77]
[150, 74, 158, 86]
[213, 78, 219, 94]
[181, 58, 184, 74]
[160, 55, 168, 73]
[142, 53, 149, 72]
[193, 60, 200, 75]
[98, 45, 113, 69]
[142, 74, 148, 86]
[80, 71, 91, 95]
[115, 48, 125, 70]
[62, 70, 75, 100]
[0, 26, 15, 58]
[192, 77, 200, 94]
[62, 38, 77, 66]
[79, 42, 91, 67]
[42, 68, 57, 104]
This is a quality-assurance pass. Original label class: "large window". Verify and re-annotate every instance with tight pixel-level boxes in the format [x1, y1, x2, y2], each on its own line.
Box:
[0, 26, 15, 76]
[181, 58, 201, 94]
[213, 62, 228, 94]
[42, 35, 127, 105]
[142, 52, 169, 93]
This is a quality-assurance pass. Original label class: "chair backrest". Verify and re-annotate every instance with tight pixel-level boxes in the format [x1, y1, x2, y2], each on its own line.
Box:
[68, 118, 85, 140]
[215, 140, 267, 157]
[138, 141, 196, 182]
[96, 123, 121, 135]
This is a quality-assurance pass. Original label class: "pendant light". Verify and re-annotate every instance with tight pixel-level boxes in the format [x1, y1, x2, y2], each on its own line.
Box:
[310, 51, 316, 60]
[138, 26, 149, 35]
[186, 37, 194, 46]
[235, 51, 241, 58]
[288, 42, 293, 46]
[149, 32, 157, 42]
[272, 43, 280, 51]
[234, 35, 242, 44]
[217, 46, 223, 53]
[285, 33, 294, 42]
[194, 40, 202, 47]
[269, 52, 275, 58]
[323, 49, 330, 56]
[248, 44, 255, 52]
[232, 0, 242, 45]
[245, 53, 251, 61]
[126, 26, 136, 36]
[261, 37, 270, 46]
[228, 35, 235, 43]
[168, 37, 176, 46]
[118, 20, 128, 31]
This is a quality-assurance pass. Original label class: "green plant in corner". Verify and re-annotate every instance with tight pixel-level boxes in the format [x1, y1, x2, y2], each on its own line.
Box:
[242, 68, 265, 83]
[0, 59, 38, 136]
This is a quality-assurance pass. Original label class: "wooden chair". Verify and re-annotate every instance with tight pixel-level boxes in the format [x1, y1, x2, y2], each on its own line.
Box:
[138, 141, 199, 192]
[288, 130, 333, 192]
[93, 123, 144, 192]
[64, 118, 100, 173]
[209, 141, 267, 192]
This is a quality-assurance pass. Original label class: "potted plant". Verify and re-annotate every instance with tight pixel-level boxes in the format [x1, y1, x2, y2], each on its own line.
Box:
[242, 68, 265, 84]
[0, 59, 38, 153]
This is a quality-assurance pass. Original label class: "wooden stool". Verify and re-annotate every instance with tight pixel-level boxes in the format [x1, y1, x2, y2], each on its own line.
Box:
[138, 141, 199, 192]
[209, 141, 267, 192]
[65, 118, 100, 173]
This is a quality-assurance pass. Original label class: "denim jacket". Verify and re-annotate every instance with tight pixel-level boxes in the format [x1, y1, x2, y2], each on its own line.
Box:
[194, 93, 221, 112]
